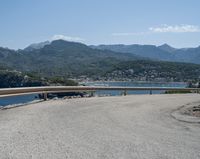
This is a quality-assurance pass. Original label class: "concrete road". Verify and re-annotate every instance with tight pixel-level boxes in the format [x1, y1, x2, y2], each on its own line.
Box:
[0, 94, 200, 159]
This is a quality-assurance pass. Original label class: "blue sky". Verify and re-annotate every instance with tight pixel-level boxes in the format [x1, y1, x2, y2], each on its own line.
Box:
[1, 0, 200, 49]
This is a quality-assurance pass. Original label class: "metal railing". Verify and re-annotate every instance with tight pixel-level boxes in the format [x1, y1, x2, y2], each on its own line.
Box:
[0, 86, 199, 100]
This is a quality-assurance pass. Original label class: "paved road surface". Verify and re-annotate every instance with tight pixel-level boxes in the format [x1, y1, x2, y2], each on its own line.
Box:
[0, 94, 200, 159]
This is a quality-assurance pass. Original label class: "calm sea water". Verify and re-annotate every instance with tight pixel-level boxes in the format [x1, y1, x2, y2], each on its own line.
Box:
[0, 81, 187, 107]
[0, 94, 39, 107]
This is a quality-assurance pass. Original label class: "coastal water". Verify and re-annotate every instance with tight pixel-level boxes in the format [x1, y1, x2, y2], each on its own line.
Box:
[0, 81, 187, 107]
[0, 94, 39, 107]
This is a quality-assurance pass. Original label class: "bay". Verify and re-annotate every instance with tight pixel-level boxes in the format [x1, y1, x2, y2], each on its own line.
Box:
[0, 94, 39, 107]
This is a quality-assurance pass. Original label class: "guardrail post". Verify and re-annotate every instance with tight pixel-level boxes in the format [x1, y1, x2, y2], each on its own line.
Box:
[124, 90, 127, 96]
[43, 93, 48, 101]
[90, 91, 94, 97]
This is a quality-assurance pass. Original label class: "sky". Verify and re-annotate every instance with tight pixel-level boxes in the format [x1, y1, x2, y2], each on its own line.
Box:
[0, 0, 200, 49]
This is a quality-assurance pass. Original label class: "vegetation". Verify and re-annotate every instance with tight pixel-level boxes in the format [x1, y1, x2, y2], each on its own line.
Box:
[0, 40, 139, 78]
[0, 68, 77, 88]
[1, 40, 200, 84]
[0, 70, 46, 88]
[164, 90, 192, 94]
[103, 60, 200, 82]
[48, 77, 78, 86]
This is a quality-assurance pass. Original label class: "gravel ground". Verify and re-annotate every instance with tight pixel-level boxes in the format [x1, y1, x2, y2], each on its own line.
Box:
[0, 94, 200, 159]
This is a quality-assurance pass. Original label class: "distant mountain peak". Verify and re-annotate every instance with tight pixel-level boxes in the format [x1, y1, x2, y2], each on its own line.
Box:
[158, 43, 176, 53]
[51, 39, 81, 45]
[49, 39, 88, 49]
[159, 43, 171, 47]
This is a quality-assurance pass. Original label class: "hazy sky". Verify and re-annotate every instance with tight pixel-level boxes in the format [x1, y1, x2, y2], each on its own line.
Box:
[1, 0, 200, 49]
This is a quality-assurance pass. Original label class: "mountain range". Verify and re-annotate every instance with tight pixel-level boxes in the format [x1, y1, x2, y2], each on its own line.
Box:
[0, 40, 140, 77]
[1, 40, 200, 82]
[21, 41, 200, 64]
[91, 44, 200, 64]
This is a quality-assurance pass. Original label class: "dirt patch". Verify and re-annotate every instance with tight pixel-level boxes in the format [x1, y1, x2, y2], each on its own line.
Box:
[171, 102, 200, 123]
[184, 105, 200, 117]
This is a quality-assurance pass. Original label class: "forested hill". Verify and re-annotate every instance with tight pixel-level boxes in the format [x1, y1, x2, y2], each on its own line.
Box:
[0, 67, 77, 88]
[103, 60, 200, 82]
[0, 40, 200, 82]
[0, 40, 140, 77]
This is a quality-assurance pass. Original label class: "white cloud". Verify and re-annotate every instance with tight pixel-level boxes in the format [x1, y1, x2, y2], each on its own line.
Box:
[112, 24, 200, 36]
[149, 24, 200, 33]
[51, 34, 85, 42]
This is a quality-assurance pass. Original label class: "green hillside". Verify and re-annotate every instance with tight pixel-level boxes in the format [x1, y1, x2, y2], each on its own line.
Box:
[0, 40, 200, 83]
